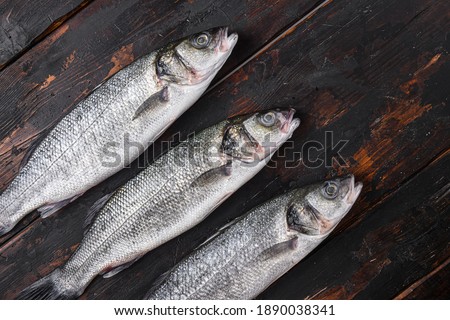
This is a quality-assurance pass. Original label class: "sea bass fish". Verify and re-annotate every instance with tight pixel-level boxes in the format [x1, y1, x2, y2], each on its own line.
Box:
[18, 109, 300, 299]
[146, 175, 362, 300]
[0, 27, 238, 236]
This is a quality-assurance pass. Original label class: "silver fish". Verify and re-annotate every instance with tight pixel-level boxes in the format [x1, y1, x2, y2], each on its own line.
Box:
[18, 109, 300, 299]
[146, 175, 362, 300]
[0, 27, 238, 236]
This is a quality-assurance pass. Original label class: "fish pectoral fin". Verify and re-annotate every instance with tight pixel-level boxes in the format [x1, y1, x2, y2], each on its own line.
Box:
[83, 192, 114, 232]
[132, 86, 169, 120]
[257, 237, 298, 261]
[37, 194, 83, 218]
[101, 255, 144, 279]
[190, 160, 232, 188]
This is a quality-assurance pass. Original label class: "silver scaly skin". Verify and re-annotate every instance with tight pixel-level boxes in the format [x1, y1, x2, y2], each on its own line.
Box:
[0, 27, 238, 236]
[17, 109, 300, 299]
[146, 175, 362, 300]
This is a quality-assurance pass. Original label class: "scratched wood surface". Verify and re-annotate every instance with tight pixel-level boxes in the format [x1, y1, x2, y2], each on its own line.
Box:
[0, 0, 319, 243]
[0, 0, 448, 299]
[0, 0, 90, 68]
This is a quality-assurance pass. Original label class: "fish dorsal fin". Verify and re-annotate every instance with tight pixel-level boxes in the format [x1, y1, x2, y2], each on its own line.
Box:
[132, 86, 169, 120]
[256, 237, 298, 261]
[83, 193, 113, 232]
[190, 160, 232, 188]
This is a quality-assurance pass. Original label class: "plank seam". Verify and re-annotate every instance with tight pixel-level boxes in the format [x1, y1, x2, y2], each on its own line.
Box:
[351, 147, 450, 228]
[312, 147, 450, 253]
[205, 0, 333, 94]
[0, 0, 333, 246]
[393, 256, 450, 299]
[0, 0, 95, 72]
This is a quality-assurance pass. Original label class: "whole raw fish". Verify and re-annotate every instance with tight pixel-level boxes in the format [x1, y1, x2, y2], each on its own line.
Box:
[18, 108, 300, 299]
[146, 175, 362, 300]
[0, 27, 237, 236]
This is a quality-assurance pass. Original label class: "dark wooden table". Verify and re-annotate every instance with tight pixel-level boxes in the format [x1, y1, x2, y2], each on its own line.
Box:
[0, 0, 448, 299]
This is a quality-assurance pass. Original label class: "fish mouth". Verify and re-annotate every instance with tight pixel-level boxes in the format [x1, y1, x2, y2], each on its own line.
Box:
[341, 174, 363, 204]
[280, 108, 299, 134]
[218, 27, 238, 53]
[190, 27, 238, 83]
[272, 108, 299, 148]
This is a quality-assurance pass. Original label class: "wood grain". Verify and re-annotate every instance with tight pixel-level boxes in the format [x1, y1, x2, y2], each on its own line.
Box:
[0, 0, 448, 299]
[259, 150, 449, 299]
[0, 0, 91, 68]
[0, 0, 320, 157]
[0, 0, 320, 241]
[394, 257, 450, 300]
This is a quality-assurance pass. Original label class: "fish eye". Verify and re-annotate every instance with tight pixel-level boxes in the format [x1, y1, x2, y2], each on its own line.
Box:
[322, 181, 339, 199]
[258, 112, 276, 127]
[191, 32, 211, 49]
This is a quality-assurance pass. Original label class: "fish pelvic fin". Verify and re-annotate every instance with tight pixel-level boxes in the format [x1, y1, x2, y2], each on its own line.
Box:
[17, 269, 76, 300]
[37, 194, 83, 219]
[101, 254, 144, 279]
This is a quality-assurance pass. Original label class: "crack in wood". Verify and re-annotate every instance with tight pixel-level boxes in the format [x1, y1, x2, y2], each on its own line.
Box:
[0, 0, 94, 72]
[394, 256, 450, 299]
[205, 0, 333, 94]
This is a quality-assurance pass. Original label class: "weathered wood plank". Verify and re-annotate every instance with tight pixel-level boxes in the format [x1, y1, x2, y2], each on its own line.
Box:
[0, 0, 321, 242]
[84, 0, 449, 299]
[0, 0, 449, 299]
[259, 150, 449, 299]
[394, 257, 449, 300]
[0, 0, 91, 69]
[0, 0, 319, 166]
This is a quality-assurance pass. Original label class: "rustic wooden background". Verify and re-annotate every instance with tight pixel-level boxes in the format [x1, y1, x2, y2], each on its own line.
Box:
[0, 0, 449, 299]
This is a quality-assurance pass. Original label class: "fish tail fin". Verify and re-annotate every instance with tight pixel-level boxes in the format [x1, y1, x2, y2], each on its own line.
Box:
[17, 269, 75, 300]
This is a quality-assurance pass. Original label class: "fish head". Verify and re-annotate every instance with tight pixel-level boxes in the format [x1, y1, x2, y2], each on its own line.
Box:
[220, 108, 300, 163]
[156, 27, 238, 85]
[286, 175, 362, 237]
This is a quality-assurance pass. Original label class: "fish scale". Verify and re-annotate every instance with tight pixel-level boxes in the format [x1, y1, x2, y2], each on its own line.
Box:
[146, 176, 362, 300]
[2, 58, 153, 219]
[18, 108, 300, 299]
[60, 124, 232, 289]
[1, 27, 238, 236]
